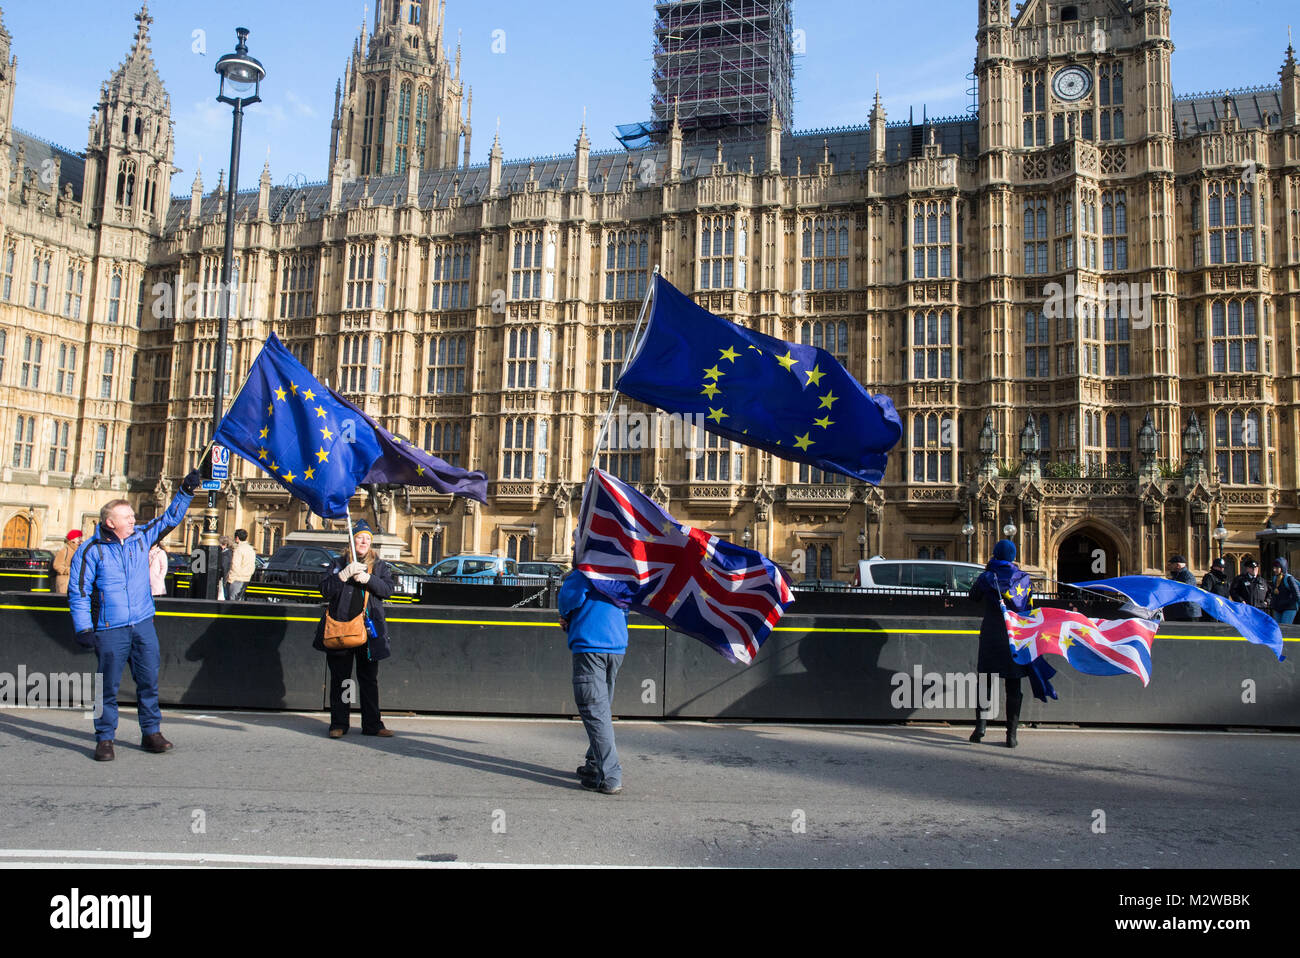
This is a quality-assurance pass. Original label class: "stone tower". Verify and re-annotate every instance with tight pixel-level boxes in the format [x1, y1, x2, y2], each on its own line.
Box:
[81, 2, 175, 232]
[0, 8, 15, 143]
[329, 0, 471, 178]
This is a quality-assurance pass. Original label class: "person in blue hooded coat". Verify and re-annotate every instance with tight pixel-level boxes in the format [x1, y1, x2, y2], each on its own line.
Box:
[968, 539, 1039, 748]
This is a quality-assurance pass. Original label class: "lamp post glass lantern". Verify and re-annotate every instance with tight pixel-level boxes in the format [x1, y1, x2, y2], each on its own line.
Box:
[1002, 521, 1017, 539]
[201, 28, 265, 599]
[1137, 412, 1158, 463]
[1213, 519, 1228, 560]
[961, 518, 974, 562]
[857, 529, 866, 559]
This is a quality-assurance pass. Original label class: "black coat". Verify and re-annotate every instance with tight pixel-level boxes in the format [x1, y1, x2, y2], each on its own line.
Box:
[312, 555, 395, 660]
[1166, 567, 1201, 620]
[1229, 572, 1269, 609]
[969, 560, 1033, 679]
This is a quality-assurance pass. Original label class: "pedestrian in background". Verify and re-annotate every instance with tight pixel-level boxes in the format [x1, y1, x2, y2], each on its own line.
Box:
[148, 544, 168, 597]
[226, 528, 256, 601]
[1200, 557, 1229, 597]
[1229, 558, 1269, 610]
[1165, 555, 1201, 621]
[69, 470, 201, 762]
[558, 570, 628, 793]
[51, 529, 83, 594]
[218, 535, 232, 600]
[1268, 557, 1300, 625]
[968, 538, 1034, 748]
[313, 519, 396, 738]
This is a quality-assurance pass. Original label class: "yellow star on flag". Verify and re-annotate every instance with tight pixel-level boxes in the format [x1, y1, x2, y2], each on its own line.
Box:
[819, 391, 838, 410]
[747, 345, 762, 355]
[804, 364, 825, 387]
[1015, 585, 1026, 596]
[257, 447, 268, 460]
[814, 415, 834, 429]
[1060, 635, 1075, 651]
[703, 365, 724, 381]
[270, 461, 279, 473]
[315, 405, 327, 418]
[776, 352, 798, 371]
[304, 467, 315, 480]
[719, 346, 739, 363]
[320, 425, 334, 441]
[708, 407, 728, 423]
[266, 403, 273, 415]
[793, 433, 813, 451]
[302, 388, 316, 402]
[259, 426, 269, 439]
[1004, 589, 1013, 600]
[290, 383, 299, 395]
[274, 386, 287, 402]
[701, 382, 721, 399]
[415, 465, 426, 476]
[316, 447, 329, 463]
[282, 470, 297, 484]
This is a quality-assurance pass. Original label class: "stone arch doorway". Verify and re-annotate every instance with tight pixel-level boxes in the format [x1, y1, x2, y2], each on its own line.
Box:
[2, 513, 33, 548]
[1056, 527, 1122, 585]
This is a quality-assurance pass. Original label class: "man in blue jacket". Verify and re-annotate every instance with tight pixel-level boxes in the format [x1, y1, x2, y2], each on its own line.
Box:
[558, 570, 629, 795]
[69, 471, 200, 761]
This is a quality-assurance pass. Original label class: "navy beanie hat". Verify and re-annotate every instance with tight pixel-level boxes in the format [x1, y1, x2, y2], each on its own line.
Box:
[351, 519, 374, 536]
[993, 539, 1017, 562]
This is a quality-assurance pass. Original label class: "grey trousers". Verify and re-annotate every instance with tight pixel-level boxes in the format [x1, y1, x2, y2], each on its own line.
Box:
[572, 651, 623, 788]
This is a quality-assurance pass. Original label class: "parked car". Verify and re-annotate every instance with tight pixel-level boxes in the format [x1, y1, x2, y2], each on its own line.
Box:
[852, 559, 985, 594]
[387, 560, 436, 597]
[0, 547, 54, 572]
[167, 552, 192, 573]
[517, 561, 567, 581]
[427, 554, 520, 583]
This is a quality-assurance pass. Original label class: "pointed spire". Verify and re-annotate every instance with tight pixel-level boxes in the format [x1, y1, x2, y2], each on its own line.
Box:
[215, 168, 225, 197]
[133, 2, 153, 50]
[455, 29, 462, 80]
[488, 120, 503, 195]
[260, 157, 272, 189]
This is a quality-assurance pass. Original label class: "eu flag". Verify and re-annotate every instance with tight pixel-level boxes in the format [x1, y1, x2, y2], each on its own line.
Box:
[325, 387, 488, 503]
[212, 333, 383, 519]
[616, 275, 902, 484]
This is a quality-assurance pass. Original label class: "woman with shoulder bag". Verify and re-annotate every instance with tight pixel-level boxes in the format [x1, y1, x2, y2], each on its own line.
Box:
[313, 519, 396, 738]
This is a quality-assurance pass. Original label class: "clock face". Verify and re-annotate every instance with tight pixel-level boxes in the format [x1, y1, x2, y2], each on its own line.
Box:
[1052, 66, 1093, 102]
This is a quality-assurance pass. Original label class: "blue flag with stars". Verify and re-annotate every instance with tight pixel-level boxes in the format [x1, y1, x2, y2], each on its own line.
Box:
[212, 333, 384, 519]
[616, 275, 903, 484]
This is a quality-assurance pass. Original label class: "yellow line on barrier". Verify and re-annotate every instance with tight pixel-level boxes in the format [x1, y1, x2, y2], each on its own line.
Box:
[3, 602, 1296, 643]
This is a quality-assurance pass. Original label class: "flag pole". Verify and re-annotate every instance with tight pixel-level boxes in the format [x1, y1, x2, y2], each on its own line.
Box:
[345, 507, 358, 566]
[590, 264, 659, 475]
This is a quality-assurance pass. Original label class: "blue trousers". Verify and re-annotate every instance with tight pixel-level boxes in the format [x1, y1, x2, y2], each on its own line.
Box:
[94, 617, 162, 742]
[1274, 609, 1297, 624]
[573, 652, 623, 788]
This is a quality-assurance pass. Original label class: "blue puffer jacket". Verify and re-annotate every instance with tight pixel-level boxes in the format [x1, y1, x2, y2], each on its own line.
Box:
[558, 571, 629, 654]
[68, 489, 194, 633]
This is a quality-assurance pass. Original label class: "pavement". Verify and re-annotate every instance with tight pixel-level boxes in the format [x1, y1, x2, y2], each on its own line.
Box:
[0, 707, 1296, 868]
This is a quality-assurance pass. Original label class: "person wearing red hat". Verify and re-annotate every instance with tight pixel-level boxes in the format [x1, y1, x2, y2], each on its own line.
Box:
[51, 530, 84, 594]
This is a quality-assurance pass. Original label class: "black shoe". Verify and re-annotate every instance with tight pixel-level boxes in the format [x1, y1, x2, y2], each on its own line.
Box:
[363, 727, 394, 737]
[580, 777, 600, 790]
[94, 740, 115, 762]
[969, 721, 986, 743]
[141, 732, 173, 753]
[598, 783, 623, 795]
[1006, 729, 1019, 748]
[577, 765, 598, 782]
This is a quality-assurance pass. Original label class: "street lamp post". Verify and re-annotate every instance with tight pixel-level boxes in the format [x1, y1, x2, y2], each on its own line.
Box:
[961, 517, 975, 563]
[201, 28, 264, 599]
[433, 518, 444, 565]
[857, 529, 866, 560]
[1213, 517, 1228, 562]
[528, 521, 538, 561]
[1002, 520, 1017, 544]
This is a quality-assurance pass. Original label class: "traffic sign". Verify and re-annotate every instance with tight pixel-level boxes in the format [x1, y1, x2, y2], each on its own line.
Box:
[200, 479, 222, 491]
[211, 444, 230, 481]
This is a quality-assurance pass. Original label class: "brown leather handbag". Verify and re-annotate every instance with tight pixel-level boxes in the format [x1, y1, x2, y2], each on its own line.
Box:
[322, 590, 369, 650]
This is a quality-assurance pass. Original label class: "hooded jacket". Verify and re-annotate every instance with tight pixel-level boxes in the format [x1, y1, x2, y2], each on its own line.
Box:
[558, 571, 629, 654]
[68, 489, 194, 633]
[1269, 558, 1299, 613]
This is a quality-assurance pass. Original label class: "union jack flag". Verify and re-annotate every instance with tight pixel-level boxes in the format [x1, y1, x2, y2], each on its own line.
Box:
[575, 467, 794, 664]
[1003, 605, 1161, 686]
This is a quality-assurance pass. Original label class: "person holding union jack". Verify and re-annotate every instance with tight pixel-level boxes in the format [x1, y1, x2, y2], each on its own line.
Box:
[558, 570, 629, 795]
[968, 539, 1035, 748]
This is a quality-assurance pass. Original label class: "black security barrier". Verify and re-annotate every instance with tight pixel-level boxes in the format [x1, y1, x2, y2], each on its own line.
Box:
[2, 592, 1296, 727]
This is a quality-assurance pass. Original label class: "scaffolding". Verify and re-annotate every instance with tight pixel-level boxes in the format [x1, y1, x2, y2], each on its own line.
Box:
[644, 0, 793, 146]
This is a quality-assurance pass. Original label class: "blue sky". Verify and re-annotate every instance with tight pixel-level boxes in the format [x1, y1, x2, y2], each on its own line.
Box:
[3, 1, 1295, 193]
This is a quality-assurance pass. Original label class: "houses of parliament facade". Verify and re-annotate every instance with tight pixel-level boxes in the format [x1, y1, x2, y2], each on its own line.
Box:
[2, 0, 1299, 585]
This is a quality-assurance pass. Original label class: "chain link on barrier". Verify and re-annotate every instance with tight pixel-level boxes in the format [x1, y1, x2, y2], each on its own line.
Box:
[510, 586, 549, 609]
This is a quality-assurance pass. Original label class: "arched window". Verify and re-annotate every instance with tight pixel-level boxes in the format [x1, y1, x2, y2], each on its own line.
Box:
[93, 424, 109, 474]
[1215, 409, 1262, 485]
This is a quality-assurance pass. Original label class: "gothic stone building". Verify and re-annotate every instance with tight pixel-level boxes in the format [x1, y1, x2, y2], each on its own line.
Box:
[3, 0, 1300, 587]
